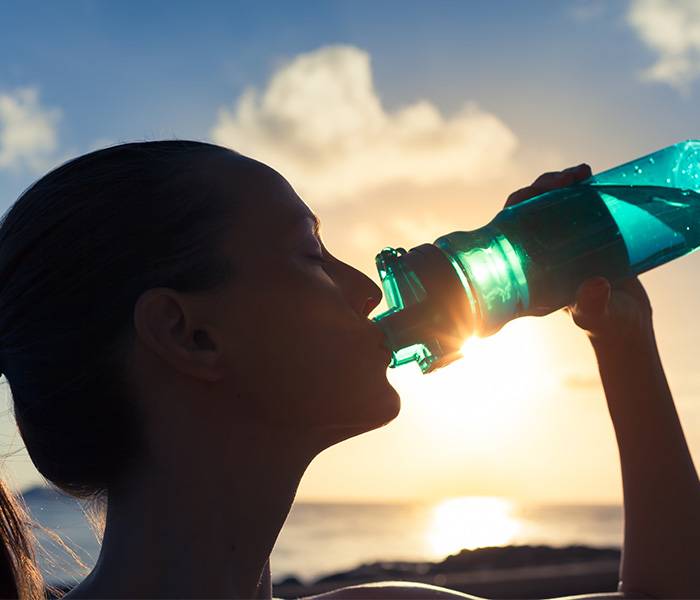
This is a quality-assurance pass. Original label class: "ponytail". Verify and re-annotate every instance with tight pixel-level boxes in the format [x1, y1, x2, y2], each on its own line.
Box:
[0, 478, 44, 599]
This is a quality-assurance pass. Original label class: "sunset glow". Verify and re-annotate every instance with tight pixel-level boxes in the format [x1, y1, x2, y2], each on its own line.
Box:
[395, 318, 554, 450]
[426, 496, 522, 557]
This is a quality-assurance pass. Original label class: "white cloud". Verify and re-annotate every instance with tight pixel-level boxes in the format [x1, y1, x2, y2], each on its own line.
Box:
[627, 0, 700, 91]
[211, 45, 518, 205]
[0, 87, 61, 173]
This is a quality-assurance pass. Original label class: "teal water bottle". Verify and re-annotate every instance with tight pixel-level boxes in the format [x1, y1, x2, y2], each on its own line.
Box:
[373, 140, 700, 374]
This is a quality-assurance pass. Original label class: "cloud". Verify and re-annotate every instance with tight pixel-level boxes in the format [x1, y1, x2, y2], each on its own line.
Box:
[0, 87, 61, 173]
[211, 45, 517, 205]
[627, 0, 700, 91]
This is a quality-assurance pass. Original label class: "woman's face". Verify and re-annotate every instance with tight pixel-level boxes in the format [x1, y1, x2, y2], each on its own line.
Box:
[203, 152, 400, 447]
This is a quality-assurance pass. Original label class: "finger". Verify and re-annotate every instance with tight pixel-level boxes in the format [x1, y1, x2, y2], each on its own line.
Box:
[505, 164, 593, 208]
[505, 186, 535, 207]
[570, 277, 611, 331]
[532, 164, 592, 188]
[505, 184, 550, 207]
[562, 163, 592, 181]
[532, 170, 577, 189]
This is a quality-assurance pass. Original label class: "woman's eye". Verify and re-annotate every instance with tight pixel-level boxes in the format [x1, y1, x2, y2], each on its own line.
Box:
[301, 238, 328, 267]
[307, 254, 327, 264]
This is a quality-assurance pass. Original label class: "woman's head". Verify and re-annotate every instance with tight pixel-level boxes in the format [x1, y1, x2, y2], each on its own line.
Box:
[0, 140, 398, 501]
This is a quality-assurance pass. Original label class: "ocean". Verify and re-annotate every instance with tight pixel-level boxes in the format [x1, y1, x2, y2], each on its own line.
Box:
[20, 487, 623, 588]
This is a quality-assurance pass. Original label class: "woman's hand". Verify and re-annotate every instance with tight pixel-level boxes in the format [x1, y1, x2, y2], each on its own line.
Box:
[505, 164, 654, 346]
[569, 276, 653, 347]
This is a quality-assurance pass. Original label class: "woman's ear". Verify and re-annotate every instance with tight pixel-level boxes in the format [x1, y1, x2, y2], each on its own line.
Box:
[133, 287, 225, 382]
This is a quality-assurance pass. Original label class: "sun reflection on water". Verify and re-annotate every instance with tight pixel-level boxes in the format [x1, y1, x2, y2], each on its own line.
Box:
[426, 496, 522, 558]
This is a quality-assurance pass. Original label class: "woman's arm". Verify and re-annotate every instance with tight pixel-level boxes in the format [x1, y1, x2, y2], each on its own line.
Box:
[509, 165, 700, 598]
[572, 277, 700, 599]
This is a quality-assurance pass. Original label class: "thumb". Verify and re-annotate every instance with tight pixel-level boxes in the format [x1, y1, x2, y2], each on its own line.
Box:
[570, 277, 611, 331]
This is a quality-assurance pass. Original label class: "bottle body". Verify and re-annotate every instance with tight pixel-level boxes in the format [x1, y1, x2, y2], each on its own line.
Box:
[374, 140, 700, 373]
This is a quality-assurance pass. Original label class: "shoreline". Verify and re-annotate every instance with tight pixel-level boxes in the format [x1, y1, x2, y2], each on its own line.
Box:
[272, 545, 621, 599]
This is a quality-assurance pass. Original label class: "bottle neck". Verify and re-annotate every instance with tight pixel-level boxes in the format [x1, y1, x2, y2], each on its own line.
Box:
[435, 224, 530, 335]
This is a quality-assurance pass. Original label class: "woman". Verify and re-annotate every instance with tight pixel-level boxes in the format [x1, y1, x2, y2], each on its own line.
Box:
[0, 140, 695, 599]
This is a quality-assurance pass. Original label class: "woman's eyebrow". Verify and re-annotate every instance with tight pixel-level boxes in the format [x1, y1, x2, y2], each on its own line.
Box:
[289, 214, 322, 241]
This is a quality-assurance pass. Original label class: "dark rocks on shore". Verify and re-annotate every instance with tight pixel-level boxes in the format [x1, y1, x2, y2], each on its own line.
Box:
[440, 545, 620, 571]
[276, 575, 304, 587]
[312, 545, 620, 585]
[275, 545, 622, 599]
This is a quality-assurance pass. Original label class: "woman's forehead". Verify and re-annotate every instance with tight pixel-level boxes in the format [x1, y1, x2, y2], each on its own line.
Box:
[212, 151, 316, 235]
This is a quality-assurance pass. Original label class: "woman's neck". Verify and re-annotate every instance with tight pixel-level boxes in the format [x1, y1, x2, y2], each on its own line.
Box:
[65, 425, 312, 599]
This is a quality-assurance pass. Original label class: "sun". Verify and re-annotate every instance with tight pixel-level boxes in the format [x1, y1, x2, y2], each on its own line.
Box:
[389, 317, 554, 451]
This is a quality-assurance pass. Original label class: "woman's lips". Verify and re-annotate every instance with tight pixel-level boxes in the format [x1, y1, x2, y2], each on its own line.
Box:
[366, 322, 393, 365]
[369, 322, 390, 350]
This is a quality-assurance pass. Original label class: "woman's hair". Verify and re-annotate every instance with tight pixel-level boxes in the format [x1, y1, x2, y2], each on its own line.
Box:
[0, 140, 239, 598]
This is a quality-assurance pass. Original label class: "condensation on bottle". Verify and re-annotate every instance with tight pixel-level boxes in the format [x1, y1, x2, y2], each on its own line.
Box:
[373, 140, 700, 374]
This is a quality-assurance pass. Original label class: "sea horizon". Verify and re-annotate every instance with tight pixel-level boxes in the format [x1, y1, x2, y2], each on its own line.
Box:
[19, 486, 623, 586]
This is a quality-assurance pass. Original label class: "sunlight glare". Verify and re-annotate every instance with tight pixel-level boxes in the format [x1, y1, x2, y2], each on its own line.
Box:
[426, 496, 522, 558]
[391, 318, 555, 452]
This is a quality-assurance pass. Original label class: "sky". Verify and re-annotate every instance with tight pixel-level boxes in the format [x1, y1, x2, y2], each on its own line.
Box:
[0, 0, 699, 503]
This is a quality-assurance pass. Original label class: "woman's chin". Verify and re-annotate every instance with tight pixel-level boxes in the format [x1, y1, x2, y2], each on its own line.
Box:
[339, 386, 401, 436]
[377, 384, 402, 423]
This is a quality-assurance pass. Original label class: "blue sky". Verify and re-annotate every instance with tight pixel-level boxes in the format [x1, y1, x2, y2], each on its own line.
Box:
[1, 0, 700, 499]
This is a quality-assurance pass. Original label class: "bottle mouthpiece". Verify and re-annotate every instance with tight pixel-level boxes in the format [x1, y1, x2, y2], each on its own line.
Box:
[372, 244, 473, 373]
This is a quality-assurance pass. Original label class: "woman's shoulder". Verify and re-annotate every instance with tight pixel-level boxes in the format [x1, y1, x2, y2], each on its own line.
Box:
[297, 581, 642, 600]
[298, 581, 484, 599]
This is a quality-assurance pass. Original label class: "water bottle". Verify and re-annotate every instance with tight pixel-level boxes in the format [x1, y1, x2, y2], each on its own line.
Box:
[373, 139, 700, 374]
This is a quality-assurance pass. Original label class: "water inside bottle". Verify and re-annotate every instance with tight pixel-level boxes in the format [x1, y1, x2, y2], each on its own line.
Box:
[496, 183, 700, 315]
